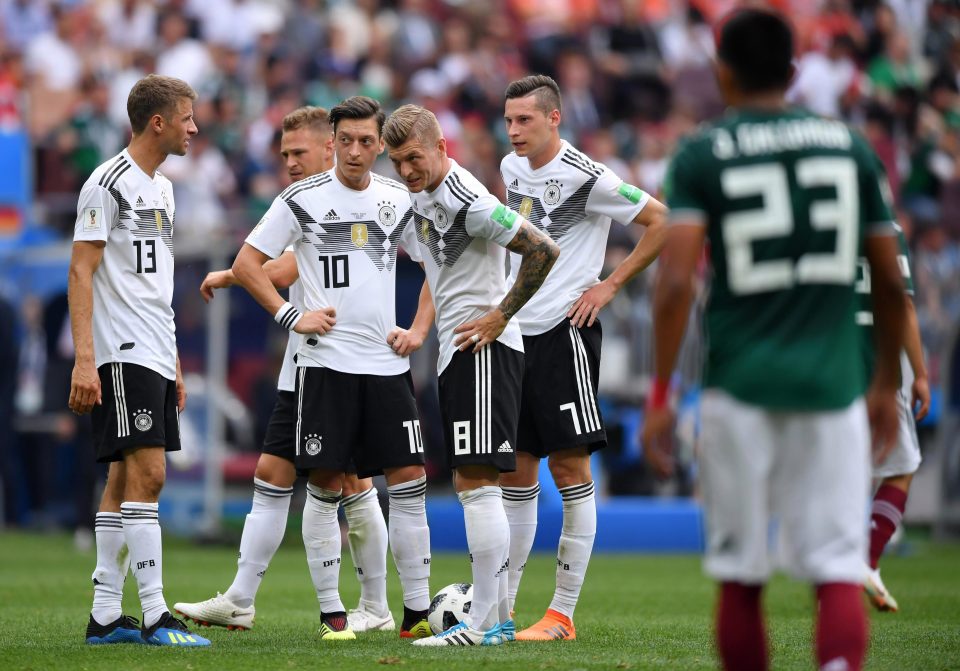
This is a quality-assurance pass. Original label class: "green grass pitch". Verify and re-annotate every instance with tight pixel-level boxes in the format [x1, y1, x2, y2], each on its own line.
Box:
[1, 531, 958, 670]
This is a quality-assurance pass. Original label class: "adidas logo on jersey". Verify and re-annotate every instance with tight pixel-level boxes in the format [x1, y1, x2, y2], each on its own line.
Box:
[498, 441, 513, 453]
[135, 196, 145, 208]
[508, 179, 519, 190]
[323, 209, 339, 221]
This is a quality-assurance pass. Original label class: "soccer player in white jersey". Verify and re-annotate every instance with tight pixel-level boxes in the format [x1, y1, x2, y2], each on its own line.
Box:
[69, 74, 210, 647]
[232, 96, 435, 641]
[498, 74, 668, 641]
[383, 105, 560, 647]
[176, 107, 410, 635]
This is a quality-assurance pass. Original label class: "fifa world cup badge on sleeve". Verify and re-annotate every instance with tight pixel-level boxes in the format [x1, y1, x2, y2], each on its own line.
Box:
[617, 182, 644, 205]
[490, 204, 518, 230]
[83, 207, 103, 232]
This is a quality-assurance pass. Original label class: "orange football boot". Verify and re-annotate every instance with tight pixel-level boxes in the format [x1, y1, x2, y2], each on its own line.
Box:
[514, 608, 576, 641]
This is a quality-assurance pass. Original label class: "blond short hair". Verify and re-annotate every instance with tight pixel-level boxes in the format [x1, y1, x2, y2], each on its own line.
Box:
[281, 106, 332, 135]
[127, 74, 197, 133]
[382, 104, 442, 148]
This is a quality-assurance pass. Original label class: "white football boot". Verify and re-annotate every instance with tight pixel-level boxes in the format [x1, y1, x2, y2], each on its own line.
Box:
[174, 593, 255, 630]
[413, 621, 503, 647]
[347, 606, 395, 632]
[864, 567, 899, 612]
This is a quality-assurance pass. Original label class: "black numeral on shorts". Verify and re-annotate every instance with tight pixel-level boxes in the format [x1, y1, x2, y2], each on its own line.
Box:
[403, 419, 424, 454]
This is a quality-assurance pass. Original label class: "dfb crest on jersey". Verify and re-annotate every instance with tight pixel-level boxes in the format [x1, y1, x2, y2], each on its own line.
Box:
[434, 205, 449, 231]
[351, 223, 368, 248]
[519, 197, 533, 219]
[543, 179, 562, 205]
[378, 201, 397, 227]
[305, 434, 322, 456]
[133, 409, 153, 432]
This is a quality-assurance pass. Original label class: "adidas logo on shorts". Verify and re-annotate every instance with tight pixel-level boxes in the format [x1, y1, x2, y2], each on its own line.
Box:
[497, 441, 513, 453]
[323, 209, 339, 221]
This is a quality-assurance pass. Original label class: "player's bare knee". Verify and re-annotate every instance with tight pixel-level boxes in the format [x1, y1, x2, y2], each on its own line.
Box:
[384, 465, 425, 487]
[882, 473, 913, 492]
[454, 465, 500, 492]
[308, 468, 343, 492]
[548, 449, 591, 489]
[122, 448, 166, 500]
[254, 454, 296, 488]
[135, 463, 165, 499]
[500, 455, 539, 488]
[340, 473, 371, 496]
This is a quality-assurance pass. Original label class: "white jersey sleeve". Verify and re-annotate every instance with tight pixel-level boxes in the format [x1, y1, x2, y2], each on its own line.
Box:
[399, 211, 423, 263]
[585, 166, 649, 226]
[74, 183, 120, 243]
[245, 197, 300, 259]
[465, 193, 523, 247]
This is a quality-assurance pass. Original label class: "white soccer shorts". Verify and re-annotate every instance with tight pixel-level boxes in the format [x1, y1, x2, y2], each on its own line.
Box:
[873, 353, 922, 479]
[699, 389, 870, 585]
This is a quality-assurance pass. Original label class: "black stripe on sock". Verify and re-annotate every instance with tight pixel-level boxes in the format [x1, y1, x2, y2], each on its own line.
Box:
[307, 489, 342, 504]
[341, 488, 376, 508]
[501, 484, 540, 501]
[254, 483, 294, 498]
[389, 485, 427, 499]
[558, 482, 594, 501]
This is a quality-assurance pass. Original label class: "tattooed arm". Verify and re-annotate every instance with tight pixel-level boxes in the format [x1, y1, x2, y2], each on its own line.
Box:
[453, 221, 559, 352]
[500, 222, 560, 319]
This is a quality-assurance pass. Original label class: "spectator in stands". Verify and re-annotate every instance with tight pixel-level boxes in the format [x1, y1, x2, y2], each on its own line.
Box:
[155, 8, 214, 90]
[590, 0, 669, 121]
[95, 0, 157, 53]
[868, 30, 923, 101]
[1, 0, 51, 53]
[60, 77, 126, 182]
[788, 33, 860, 118]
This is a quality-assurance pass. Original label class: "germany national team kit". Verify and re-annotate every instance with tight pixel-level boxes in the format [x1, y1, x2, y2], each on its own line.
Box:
[666, 108, 895, 584]
[260, 250, 301, 463]
[246, 169, 424, 477]
[405, 160, 525, 472]
[501, 140, 649, 455]
[73, 149, 182, 461]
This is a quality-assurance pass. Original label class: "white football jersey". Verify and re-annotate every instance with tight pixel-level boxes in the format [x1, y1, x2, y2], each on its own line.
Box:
[276, 247, 301, 393]
[406, 160, 524, 374]
[501, 140, 649, 335]
[246, 169, 416, 376]
[73, 150, 178, 380]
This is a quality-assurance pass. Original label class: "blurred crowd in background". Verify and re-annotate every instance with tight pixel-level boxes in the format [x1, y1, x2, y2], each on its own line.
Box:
[2, 0, 960, 534]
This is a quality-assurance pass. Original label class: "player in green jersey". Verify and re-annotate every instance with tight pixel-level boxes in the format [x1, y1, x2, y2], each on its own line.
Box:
[857, 225, 930, 612]
[642, 8, 906, 671]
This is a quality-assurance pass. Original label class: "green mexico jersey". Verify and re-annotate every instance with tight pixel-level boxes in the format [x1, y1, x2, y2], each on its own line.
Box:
[664, 108, 895, 410]
[857, 225, 913, 379]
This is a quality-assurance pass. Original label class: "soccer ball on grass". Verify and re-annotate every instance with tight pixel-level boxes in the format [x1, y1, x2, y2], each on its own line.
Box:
[427, 582, 473, 634]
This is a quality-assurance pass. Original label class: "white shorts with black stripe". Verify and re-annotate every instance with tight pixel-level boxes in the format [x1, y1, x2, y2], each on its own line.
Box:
[437, 341, 523, 472]
[517, 318, 606, 457]
[92, 362, 181, 462]
[874, 356, 922, 478]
